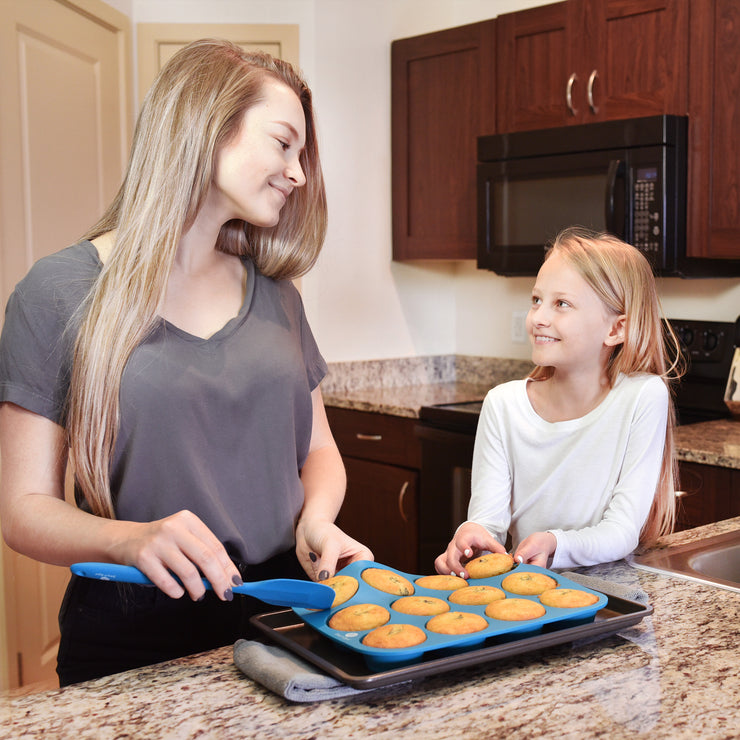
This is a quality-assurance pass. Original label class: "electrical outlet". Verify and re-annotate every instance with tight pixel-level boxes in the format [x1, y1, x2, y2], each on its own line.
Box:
[511, 310, 528, 343]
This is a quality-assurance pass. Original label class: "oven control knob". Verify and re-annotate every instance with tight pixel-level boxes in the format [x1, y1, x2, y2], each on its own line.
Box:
[702, 331, 719, 352]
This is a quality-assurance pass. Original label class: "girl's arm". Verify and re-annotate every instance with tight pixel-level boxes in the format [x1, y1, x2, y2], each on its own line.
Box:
[0, 402, 241, 601]
[537, 377, 669, 569]
[295, 387, 373, 580]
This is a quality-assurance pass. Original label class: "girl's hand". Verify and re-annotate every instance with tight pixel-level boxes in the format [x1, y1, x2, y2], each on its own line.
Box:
[295, 517, 373, 581]
[434, 522, 506, 578]
[514, 531, 557, 568]
[110, 510, 242, 602]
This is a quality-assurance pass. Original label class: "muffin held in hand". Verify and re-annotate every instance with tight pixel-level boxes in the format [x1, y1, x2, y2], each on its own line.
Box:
[362, 623, 427, 649]
[361, 568, 415, 596]
[539, 588, 599, 608]
[502, 571, 557, 595]
[485, 598, 546, 621]
[465, 553, 515, 578]
[449, 585, 506, 606]
[328, 603, 390, 631]
[426, 611, 488, 635]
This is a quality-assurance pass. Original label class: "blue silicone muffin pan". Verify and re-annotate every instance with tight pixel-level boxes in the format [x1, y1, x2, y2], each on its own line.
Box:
[293, 560, 607, 671]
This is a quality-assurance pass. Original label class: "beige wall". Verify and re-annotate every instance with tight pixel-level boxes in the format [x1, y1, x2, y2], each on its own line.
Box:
[121, 0, 740, 362]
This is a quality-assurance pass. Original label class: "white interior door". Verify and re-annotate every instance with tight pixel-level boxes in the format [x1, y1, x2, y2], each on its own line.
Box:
[0, 0, 131, 692]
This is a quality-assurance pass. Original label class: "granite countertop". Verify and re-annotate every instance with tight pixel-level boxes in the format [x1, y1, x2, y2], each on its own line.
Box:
[4, 518, 740, 739]
[674, 418, 740, 470]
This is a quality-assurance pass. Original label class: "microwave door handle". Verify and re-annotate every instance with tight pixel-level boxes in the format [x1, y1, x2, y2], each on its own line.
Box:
[605, 159, 624, 234]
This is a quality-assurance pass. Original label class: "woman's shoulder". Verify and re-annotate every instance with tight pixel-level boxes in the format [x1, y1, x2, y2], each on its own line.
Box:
[15, 241, 101, 298]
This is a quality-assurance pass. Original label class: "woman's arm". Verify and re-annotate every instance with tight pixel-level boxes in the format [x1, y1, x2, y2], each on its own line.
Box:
[0, 402, 241, 601]
[295, 387, 373, 580]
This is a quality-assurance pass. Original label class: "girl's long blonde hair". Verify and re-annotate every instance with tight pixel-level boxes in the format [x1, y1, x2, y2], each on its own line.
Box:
[68, 40, 327, 519]
[529, 226, 683, 546]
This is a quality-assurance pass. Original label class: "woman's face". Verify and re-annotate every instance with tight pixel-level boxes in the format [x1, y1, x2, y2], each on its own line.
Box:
[211, 78, 307, 227]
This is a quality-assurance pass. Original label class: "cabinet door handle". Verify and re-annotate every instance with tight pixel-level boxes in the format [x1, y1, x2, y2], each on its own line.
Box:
[355, 433, 382, 441]
[675, 490, 688, 498]
[566, 73, 578, 116]
[398, 481, 410, 523]
[587, 69, 599, 114]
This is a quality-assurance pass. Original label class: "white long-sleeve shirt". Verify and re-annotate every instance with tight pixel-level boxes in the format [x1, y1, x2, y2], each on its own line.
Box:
[467, 373, 668, 568]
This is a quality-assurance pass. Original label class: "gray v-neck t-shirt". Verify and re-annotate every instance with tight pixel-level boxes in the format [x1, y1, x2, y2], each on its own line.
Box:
[0, 241, 327, 564]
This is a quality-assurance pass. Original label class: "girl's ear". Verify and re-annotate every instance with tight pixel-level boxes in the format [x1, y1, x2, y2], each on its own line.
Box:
[605, 314, 626, 346]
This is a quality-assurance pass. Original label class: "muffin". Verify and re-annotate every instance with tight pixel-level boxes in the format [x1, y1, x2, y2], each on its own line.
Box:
[465, 553, 515, 578]
[321, 575, 359, 607]
[539, 588, 599, 608]
[328, 603, 390, 632]
[485, 598, 546, 621]
[392, 595, 450, 616]
[426, 611, 488, 635]
[448, 585, 506, 606]
[502, 571, 557, 595]
[362, 623, 427, 649]
[361, 568, 415, 596]
[415, 574, 467, 591]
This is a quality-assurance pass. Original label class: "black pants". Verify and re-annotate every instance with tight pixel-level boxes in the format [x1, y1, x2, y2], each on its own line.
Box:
[57, 549, 306, 686]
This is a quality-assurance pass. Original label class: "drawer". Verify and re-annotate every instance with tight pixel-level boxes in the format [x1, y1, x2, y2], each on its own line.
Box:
[326, 407, 421, 469]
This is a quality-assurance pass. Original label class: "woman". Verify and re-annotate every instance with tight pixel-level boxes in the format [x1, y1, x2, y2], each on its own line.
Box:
[0, 39, 371, 685]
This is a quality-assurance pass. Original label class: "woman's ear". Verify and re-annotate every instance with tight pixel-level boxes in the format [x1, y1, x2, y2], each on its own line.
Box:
[605, 314, 626, 346]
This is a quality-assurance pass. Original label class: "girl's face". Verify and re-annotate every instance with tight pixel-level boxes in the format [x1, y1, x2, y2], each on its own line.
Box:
[526, 251, 624, 376]
[211, 78, 307, 227]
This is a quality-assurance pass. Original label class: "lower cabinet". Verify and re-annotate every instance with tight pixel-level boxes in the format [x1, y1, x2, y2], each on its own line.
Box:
[327, 407, 421, 573]
[676, 460, 740, 531]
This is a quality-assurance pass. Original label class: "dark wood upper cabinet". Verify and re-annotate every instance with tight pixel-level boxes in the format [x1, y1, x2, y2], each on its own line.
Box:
[391, 0, 739, 263]
[391, 20, 496, 260]
[687, 0, 740, 260]
[496, 0, 689, 132]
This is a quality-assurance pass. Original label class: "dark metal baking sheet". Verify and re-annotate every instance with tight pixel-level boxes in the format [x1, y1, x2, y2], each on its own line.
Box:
[250, 592, 653, 689]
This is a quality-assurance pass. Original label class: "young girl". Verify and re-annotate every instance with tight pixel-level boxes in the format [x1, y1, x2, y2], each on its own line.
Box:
[436, 226, 680, 575]
[0, 40, 371, 685]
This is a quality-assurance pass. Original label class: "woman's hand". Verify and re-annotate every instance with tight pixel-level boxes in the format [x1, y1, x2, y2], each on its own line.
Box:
[514, 531, 557, 568]
[434, 521, 506, 578]
[109, 510, 242, 602]
[295, 516, 373, 581]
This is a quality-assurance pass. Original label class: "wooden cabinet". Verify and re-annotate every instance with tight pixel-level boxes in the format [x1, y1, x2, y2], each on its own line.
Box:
[496, 0, 689, 132]
[687, 0, 740, 261]
[327, 407, 421, 572]
[391, 20, 496, 260]
[676, 460, 740, 531]
[390, 0, 739, 264]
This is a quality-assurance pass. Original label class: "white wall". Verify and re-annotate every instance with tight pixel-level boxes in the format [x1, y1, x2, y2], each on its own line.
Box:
[124, 0, 740, 362]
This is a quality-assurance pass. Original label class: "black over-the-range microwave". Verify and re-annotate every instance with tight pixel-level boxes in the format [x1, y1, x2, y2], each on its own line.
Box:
[477, 115, 695, 277]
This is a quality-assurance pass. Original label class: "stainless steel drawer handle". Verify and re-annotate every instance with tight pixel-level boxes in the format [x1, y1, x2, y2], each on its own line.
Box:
[587, 69, 599, 114]
[355, 433, 382, 441]
[566, 72, 578, 116]
[398, 481, 410, 523]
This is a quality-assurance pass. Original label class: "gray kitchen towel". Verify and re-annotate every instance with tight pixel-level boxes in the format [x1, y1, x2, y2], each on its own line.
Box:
[233, 639, 409, 702]
[561, 571, 650, 604]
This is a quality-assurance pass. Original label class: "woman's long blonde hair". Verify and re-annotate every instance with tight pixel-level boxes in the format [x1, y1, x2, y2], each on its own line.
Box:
[68, 40, 327, 519]
[529, 226, 683, 546]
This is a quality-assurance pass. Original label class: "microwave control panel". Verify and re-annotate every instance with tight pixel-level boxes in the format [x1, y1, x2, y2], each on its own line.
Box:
[632, 165, 661, 255]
